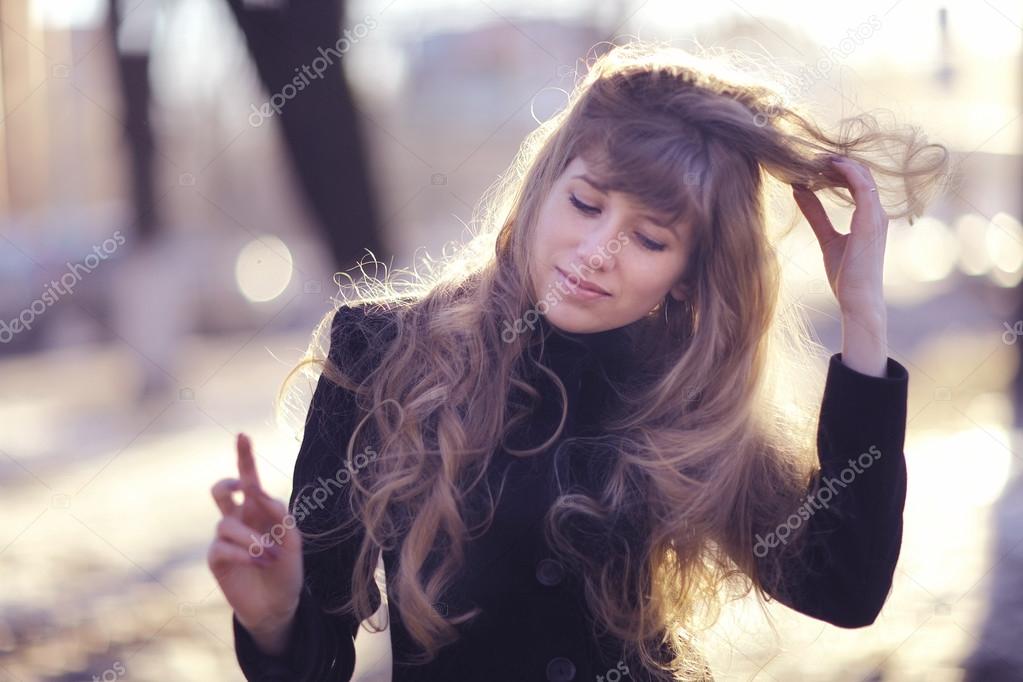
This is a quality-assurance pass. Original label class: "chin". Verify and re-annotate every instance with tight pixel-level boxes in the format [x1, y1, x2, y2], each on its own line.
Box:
[543, 309, 606, 334]
[542, 308, 577, 331]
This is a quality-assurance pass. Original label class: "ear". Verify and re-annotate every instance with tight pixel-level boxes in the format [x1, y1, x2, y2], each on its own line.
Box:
[669, 280, 689, 302]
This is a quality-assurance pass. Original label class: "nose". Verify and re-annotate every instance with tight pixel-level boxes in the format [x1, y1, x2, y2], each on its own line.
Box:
[574, 218, 620, 271]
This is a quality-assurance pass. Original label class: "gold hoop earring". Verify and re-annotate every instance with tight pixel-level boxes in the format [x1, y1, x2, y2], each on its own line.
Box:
[663, 299, 691, 340]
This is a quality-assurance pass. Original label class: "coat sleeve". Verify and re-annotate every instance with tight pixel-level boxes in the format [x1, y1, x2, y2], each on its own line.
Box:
[232, 304, 384, 681]
[756, 352, 909, 628]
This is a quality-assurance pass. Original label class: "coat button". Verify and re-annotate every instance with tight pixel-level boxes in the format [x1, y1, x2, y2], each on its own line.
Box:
[546, 656, 576, 680]
[536, 558, 565, 586]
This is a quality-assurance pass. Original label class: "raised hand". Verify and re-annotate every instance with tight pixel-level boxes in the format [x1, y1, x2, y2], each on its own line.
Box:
[792, 156, 889, 319]
[793, 156, 891, 376]
[208, 433, 304, 655]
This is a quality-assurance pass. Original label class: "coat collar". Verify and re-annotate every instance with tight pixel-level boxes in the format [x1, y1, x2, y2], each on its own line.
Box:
[515, 314, 639, 441]
[458, 315, 638, 574]
[529, 314, 635, 384]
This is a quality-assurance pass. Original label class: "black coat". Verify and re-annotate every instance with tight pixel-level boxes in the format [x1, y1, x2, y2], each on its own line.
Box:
[233, 304, 909, 681]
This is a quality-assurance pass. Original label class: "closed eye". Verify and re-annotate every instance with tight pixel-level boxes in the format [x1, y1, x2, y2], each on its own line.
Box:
[568, 193, 600, 215]
[568, 193, 667, 252]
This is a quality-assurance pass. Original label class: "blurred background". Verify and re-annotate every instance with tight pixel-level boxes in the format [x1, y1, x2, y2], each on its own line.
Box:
[0, 0, 1020, 679]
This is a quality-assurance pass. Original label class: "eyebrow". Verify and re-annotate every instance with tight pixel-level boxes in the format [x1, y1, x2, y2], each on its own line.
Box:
[572, 174, 675, 231]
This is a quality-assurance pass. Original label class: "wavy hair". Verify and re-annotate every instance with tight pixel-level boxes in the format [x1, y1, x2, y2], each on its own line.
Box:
[275, 40, 949, 680]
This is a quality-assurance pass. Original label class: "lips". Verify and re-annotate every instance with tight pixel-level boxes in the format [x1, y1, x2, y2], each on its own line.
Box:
[557, 267, 611, 296]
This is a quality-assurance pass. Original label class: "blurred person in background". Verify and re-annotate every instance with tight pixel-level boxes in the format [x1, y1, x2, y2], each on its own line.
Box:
[105, 0, 390, 399]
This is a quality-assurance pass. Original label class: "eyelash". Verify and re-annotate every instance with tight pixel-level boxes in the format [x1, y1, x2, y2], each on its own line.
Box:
[568, 194, 667, 252]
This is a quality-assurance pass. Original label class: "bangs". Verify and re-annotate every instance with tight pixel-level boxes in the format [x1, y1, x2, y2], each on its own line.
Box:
[572, 131, 707, 239]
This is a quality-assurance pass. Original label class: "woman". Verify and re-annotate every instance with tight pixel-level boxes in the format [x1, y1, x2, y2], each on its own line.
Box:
[208, 42, 948, 681]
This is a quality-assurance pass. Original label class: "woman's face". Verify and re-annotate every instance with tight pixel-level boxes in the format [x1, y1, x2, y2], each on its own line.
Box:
[528, 156, 691, 334]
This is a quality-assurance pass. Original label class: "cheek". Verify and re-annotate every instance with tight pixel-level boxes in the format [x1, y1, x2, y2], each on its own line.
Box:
[534, 201, 565, 246]
[535, 209, 584, 258]
[619, 259, 682, 302]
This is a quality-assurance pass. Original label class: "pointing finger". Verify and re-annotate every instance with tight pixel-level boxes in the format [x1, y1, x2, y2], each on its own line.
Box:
[237, 433, 263, 497]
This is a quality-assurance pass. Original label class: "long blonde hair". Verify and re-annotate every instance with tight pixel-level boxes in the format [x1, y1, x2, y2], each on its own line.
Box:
[276, 41, 949, 680]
